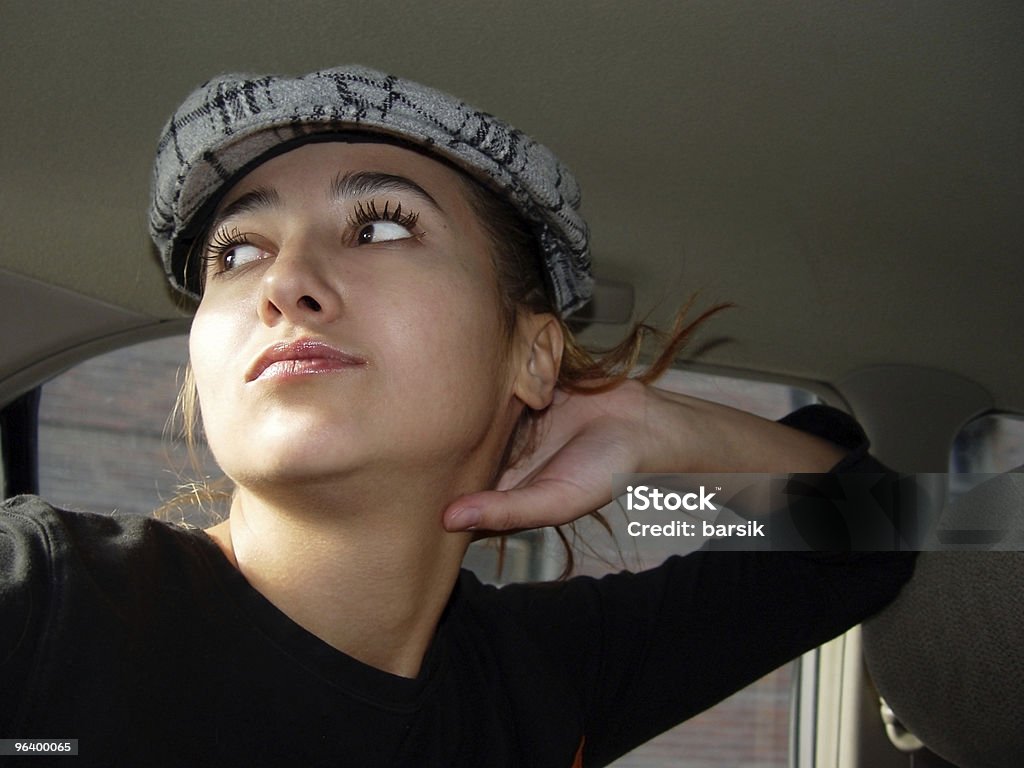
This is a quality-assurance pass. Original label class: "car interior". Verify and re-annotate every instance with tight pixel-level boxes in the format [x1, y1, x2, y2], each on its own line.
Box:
[1, 3, 1021, 766]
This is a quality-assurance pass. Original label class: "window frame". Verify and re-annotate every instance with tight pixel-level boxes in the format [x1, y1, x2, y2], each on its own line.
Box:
[0, 386, 41, 498]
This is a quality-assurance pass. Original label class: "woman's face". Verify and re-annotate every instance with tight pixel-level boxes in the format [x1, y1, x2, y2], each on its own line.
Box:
[189, 141, 526, 491]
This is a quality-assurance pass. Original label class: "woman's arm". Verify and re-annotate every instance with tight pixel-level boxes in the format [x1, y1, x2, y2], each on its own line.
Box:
[1, 497, 55, 732]
[443, 381, 846, 532]
[473, 393, 916, 765]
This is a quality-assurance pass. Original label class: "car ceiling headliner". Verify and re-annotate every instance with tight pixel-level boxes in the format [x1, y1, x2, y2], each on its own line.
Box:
[1, 1, 1021, 414]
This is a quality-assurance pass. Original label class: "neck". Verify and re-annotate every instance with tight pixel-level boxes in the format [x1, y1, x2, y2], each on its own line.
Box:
[204, 475, 474, 678]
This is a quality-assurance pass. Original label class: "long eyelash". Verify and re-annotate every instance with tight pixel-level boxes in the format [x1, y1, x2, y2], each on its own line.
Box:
[347, 199, 420, 229]
[202, 227, 248, 269]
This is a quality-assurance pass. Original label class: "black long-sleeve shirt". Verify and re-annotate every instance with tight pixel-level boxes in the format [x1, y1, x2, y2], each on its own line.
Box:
[0, 407, 916, 766]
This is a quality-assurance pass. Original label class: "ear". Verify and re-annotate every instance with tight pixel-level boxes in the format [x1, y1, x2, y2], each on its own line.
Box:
[512, 313, 564, 410]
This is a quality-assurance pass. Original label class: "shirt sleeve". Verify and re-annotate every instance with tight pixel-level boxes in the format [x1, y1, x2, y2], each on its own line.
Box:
[0, 496, 58, 732]
[498, 405, 918, 767]
[779, 404, 884, 472]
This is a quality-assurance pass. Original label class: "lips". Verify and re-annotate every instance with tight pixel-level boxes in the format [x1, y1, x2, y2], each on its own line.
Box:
[246, 339, 367, 383]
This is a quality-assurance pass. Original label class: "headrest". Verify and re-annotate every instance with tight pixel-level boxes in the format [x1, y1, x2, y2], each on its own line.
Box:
[863, 471, 1024, 768]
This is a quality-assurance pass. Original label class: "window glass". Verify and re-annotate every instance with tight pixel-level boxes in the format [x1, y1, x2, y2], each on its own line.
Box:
[655, 367, 818, 419]
[948, 411, 1024, 500]
[39, 339, 816, 768]
[39, 335, 219, 525]
[950, 412, 1024, 474]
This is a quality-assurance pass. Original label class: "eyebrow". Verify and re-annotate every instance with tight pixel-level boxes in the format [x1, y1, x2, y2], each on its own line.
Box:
[209, 187, 282, 232]
[330, 171, 443, 213]
[208, 170, 444, 234]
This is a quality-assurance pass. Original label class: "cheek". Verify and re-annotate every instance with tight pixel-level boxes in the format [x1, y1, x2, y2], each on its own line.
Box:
[188, 302, 223, 393]
[393, 265, 505, 365]
[376, 269, 513, 419]
[187, 299, 246, 439]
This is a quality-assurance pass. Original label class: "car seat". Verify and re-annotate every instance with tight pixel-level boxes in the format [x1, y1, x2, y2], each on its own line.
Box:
[862, 469, 1024, 767]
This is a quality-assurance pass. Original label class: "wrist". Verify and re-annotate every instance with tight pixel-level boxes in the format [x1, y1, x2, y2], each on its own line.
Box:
[647, 387, 846, 473]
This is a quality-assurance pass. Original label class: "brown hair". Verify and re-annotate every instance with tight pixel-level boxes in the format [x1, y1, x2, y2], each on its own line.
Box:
[158, 173, 731, 577]
[460, 178, 730, 576]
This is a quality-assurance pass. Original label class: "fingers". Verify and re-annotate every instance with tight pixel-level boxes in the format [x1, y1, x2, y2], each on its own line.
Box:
[443, 478, 595, 533]
[443, 385, 646, 533]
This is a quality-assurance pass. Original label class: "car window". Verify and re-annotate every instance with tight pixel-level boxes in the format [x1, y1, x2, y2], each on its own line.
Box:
[948, 411, 1024, 506]
[951, 412, 1024, 474]
[38, 336, 819, 768]
[38, 335, 218, 524]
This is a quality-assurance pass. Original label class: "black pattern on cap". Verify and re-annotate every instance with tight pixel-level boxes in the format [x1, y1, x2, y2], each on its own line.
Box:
[149, 65, 592, 314]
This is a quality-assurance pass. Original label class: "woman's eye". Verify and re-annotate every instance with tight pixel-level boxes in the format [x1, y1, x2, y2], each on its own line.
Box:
[357, 221, 414, 244]
[222, 243, 268, 271]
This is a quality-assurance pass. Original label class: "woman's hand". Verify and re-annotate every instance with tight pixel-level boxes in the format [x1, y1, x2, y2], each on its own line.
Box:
[442, 380, 846, 533]
[444, 380, 652, 532]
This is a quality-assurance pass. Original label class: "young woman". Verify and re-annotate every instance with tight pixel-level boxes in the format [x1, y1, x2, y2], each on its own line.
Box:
[1, 65, 915, 766]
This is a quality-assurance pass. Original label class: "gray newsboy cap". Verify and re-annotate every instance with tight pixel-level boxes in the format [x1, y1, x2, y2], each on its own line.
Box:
[149, 64, 592, 315]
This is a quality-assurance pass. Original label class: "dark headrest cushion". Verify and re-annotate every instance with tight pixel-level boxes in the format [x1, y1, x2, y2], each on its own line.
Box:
[863, 472, 1024, 768]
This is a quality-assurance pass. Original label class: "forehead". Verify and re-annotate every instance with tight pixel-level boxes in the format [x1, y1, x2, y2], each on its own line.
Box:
[215, 140, 478, 213]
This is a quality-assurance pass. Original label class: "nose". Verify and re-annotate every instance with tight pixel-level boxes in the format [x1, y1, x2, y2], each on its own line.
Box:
[257, 241, 343, 326]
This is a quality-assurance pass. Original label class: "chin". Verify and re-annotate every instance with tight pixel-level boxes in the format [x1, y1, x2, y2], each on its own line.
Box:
[224, 452, 357, 493]
[210, 423, 367, 487]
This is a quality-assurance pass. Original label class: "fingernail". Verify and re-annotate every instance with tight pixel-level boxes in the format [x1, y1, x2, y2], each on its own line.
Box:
[449, 507, 482, 531]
